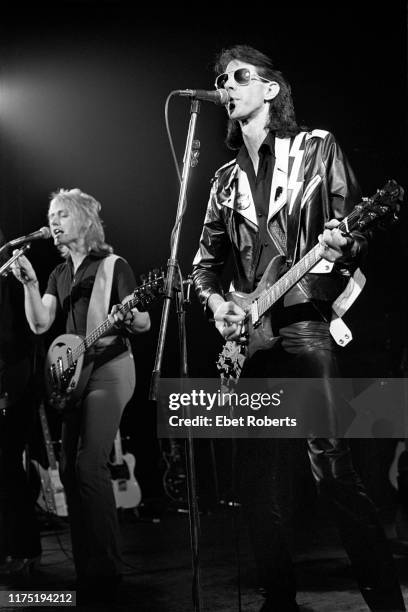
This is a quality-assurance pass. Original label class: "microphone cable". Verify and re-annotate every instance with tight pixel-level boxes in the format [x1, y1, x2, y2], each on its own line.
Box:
[164, 91, 187, 254]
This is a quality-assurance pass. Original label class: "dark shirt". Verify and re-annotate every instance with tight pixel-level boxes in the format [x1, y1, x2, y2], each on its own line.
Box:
[237, 132, 286, 285]
[45, 252, 136, 337]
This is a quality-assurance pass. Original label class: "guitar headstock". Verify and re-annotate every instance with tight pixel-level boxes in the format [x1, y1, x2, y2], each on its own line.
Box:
[354, 179, 404, 232]
[133, 268, 165, 310]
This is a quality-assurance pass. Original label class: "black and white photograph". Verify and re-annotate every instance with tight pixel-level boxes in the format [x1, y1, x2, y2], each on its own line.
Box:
[0, 2, 407, 610]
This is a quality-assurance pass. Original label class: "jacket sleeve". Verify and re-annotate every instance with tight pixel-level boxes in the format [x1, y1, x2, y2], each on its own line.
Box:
[192, 178, 231, 312]
[322, 133, 368, 266]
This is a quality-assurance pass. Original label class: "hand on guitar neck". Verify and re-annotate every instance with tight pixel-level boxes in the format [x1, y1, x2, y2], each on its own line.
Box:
[317, 218, 357, 262]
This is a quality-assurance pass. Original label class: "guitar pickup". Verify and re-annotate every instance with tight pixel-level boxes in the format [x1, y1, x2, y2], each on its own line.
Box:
[250, 300, 260, 327]
[50, 364, 58, 387]
[66, 347, 73, 369]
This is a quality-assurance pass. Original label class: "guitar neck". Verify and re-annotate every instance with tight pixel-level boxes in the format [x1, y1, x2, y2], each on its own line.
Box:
[112, 431, 123, 465]
[257, 209, 359, 317]
[38, 404, 58, 471]
[71, 294, 140, 362]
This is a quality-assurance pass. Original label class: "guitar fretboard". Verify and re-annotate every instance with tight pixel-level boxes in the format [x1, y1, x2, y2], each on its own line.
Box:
[71, 294, 140, 362]
[112, 431, 124, 466]
[39, 404, 58, 471]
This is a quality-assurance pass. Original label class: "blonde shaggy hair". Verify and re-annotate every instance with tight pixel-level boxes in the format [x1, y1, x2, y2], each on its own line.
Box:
[49, 188, 113, 256]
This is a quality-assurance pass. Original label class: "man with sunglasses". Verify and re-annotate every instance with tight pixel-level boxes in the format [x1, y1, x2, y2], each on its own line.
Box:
[192, 45, 405, 611]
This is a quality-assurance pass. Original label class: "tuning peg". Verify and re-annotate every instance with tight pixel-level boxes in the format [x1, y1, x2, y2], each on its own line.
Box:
[140, 273, 147, 284]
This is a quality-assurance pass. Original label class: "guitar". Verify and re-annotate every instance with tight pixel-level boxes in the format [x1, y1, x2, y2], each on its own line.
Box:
[217, 180, 403, 386]
[160, 439, 187, 503]
[33, 403, 68, 517]
[0, 392, 9, 415]
[109, 430, 142, 509]
[45, 270, 164, 410]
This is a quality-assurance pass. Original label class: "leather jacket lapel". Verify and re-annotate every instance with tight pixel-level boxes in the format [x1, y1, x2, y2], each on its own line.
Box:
[286, 133, 307, 264]
[219, 164, 258, 228]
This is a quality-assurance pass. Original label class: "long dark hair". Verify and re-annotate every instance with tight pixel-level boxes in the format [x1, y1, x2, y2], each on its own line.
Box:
[215, 45, 301, 149]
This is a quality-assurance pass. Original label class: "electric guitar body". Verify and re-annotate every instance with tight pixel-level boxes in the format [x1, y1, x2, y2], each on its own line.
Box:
[226, 254, 287, 358]
[30, 458, 68, 517]
[45, 334, 89, 409]
[32, 403, 68, 517]
[109, 431, 141, 509]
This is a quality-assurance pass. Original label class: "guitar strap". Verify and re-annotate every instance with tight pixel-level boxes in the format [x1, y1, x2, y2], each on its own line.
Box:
[86, 254, 122, 339]
[329, 268, 365, 346]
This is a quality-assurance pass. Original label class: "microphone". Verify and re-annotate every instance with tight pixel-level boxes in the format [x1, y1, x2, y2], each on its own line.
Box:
[8, 227, 52, 248]
[177, 89, 230, 106]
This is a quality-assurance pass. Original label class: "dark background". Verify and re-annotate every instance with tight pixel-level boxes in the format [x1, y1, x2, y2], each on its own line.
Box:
[0, 1, 407, 509]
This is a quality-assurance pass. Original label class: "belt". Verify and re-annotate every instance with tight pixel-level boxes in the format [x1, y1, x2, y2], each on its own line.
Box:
[276, 301, 331, 329]
[94, 336, 130, 349]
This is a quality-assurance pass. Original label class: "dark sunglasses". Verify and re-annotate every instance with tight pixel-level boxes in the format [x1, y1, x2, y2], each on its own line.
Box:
[215, 68, 272, 90]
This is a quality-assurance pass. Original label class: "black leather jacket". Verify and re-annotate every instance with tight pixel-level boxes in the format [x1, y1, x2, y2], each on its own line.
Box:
[192, 130, 362, 310]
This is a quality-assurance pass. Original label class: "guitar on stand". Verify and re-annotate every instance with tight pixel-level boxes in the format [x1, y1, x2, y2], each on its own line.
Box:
[32, 403, 68, 517]
[0, 392, 10, 416]
[160, 438, 187, 505]
[109, 430, 141, 510]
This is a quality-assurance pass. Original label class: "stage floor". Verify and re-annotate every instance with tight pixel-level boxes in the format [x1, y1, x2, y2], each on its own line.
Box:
[1, 502, 407, 611]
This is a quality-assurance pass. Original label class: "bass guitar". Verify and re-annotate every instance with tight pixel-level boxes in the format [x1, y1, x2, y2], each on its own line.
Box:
[45, 270, 164, 410]
[217, 180, 403, 386]
[109, 430, 142, 509]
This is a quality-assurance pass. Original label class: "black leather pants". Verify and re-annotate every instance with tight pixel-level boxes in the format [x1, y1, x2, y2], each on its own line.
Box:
[238, 320, 405, 610]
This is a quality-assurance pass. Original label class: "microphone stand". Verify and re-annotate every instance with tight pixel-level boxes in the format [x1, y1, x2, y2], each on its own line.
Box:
[149, 98, 202, 611]
[0, 244, 30, 277]
[0, 244, 31, 413]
